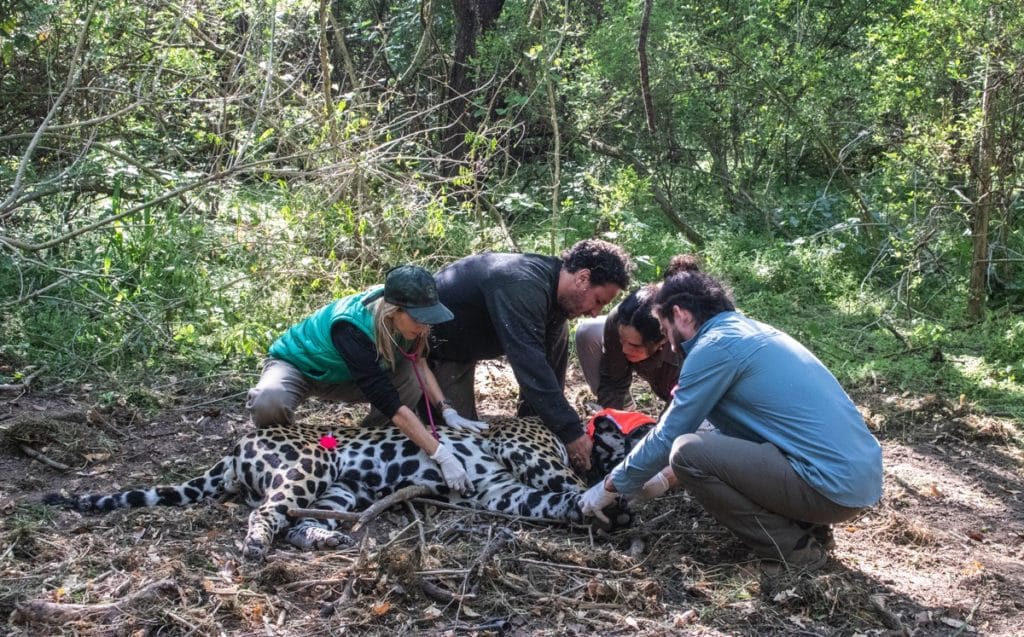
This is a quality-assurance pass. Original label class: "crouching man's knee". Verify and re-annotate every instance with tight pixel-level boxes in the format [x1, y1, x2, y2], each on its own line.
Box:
[247, 387, 295, 429]
[669, 433, 712, 484]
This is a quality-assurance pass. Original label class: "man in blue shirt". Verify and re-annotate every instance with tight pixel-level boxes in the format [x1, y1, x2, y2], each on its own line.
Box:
[581, 267, 883, 571]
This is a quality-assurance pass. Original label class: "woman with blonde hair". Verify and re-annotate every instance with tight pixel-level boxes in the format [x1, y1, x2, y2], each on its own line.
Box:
[247, 265, 485, 493]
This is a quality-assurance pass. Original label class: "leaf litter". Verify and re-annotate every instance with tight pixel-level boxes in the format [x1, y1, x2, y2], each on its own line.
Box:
[1, 363, 1022, 635]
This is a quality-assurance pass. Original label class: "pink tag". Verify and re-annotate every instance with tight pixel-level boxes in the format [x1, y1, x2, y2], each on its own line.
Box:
[319, 434, 338, 450]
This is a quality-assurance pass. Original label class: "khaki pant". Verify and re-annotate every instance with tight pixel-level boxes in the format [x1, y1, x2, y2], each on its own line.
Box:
[247, 356, 423, 429]
[573, 316, 606, 396]
[670, 432, 863, 560]
[429, 321, 569, 420]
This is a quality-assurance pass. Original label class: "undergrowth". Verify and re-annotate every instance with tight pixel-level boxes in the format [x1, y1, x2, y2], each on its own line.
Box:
[1, 185, 1022, 431]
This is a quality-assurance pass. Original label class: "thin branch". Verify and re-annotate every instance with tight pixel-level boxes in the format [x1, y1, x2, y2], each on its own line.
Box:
[0, 154, 310, 253]
[0, 366, 49, 394]
[18, 445, 71, 472]
[327, 7, 362, 100]
[395, 0, 436, 89]
[584, 136, 704, 246]
[288, 485, 433, 532]
[637, 0, 656, 133]
[1, 3, 97, 213]
[12, 580, 179, 626]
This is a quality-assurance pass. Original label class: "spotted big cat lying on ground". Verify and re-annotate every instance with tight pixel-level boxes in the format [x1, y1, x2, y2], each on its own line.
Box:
[43, 413, 655, 560]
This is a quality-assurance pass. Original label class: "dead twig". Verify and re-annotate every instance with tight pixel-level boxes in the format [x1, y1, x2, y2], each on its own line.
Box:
[280, 577, 351, 592]
[330, 535, 371, 612]
[0, 366, 48, 396]
[868, 594, 906, 632]
[353, 485, 431, 531]
[288, 484, 432, 531]
[418, 577, 462, 604]
[410, 497, 562, 524]
[18, 444, 71, 471]
[466, 527, 515, 595]
[12, 579, 179, 625]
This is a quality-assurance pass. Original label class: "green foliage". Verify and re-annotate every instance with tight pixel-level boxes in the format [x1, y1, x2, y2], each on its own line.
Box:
[1, 0, 1022, 426]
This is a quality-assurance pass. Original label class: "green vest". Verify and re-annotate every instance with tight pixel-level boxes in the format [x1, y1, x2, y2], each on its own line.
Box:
[268, 287, 385, 383]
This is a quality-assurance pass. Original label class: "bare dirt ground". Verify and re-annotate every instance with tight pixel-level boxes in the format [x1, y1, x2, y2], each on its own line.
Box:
[1, 361, 1022, 636]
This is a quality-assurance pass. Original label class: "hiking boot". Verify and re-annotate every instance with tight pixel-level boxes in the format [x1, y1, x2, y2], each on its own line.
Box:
[811, 524, 835, 550]
[761, 533, 831, 577]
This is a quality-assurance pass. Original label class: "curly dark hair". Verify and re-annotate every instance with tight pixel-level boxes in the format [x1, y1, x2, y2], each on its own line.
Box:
[617, 254, 702, 343]
[664, 254, 701, 278]
[653, 269, 735, 327]
[560, 239, 632, 288]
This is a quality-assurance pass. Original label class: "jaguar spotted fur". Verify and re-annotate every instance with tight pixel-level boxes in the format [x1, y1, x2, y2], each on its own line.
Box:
[43, 414, 654, 560]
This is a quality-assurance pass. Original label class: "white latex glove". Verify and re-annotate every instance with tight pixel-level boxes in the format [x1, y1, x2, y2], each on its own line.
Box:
[631, 471, 671, 504]
[430, 443, 472, 494]
[442, 407, 489, 433]
[579, 481, 618, 523]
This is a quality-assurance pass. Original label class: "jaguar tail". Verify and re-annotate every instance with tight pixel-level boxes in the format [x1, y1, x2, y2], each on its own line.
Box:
[42, 458, 234, 512]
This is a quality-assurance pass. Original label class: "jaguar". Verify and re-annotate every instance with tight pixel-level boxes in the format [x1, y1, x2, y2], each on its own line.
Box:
[44, 412, 655, 560]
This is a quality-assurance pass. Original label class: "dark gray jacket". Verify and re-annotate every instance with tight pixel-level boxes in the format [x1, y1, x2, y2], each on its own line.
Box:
[429, 252, 582, 442]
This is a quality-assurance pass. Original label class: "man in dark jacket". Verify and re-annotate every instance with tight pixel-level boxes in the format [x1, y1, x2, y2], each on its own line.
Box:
[429, 239, 632, 472]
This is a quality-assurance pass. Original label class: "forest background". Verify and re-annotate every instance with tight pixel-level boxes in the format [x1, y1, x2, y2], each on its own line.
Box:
[3, 1, 1024, 635]
[2, 0, 1023, 418]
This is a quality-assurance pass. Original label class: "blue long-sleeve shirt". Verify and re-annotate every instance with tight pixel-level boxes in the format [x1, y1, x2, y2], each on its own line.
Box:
[609, 312, 883, 508]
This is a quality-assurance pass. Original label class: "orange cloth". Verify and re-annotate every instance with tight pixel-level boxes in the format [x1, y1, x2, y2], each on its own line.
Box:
[585, 408, 656, 438]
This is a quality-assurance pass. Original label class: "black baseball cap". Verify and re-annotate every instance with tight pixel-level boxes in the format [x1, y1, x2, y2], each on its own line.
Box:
[383, 265, 454, 325]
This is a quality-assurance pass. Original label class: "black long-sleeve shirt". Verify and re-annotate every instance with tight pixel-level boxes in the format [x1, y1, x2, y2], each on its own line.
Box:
[331, 321, 404, 418]
[429, 252, 583, 442]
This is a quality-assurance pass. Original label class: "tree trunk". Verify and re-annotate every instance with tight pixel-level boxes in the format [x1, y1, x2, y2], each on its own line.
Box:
[444, 0, 505, 163]
[967, 12, 998, 320]
[637, 0, 655, 133]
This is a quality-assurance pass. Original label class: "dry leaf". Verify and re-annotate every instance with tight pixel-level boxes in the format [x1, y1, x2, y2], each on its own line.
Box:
[371, 601, 391, 616]
[422, 604, 442, 620]
[966, 530, 984, 542]
[673, 609, 698, 626]
[929, 483, 944, 498]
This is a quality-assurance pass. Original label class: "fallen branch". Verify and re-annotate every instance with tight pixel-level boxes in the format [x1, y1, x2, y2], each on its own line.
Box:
[352, 485, 431, 531]
[418, 577, 462, 604]
[410, 497, 563, 525]
[467, 527, 516, 595]
[0, 366, 48, 396]
[12, 579, 179, 626]
[18, 444, 71, 471]
[321, 534, 374, 615]
[288, 485, 432, 532]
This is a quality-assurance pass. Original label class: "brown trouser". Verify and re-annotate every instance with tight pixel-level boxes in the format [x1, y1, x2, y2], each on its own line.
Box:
[429, 322, 569, 420]
[670, 432, 863, 560]
[247, 356, 422, 429]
